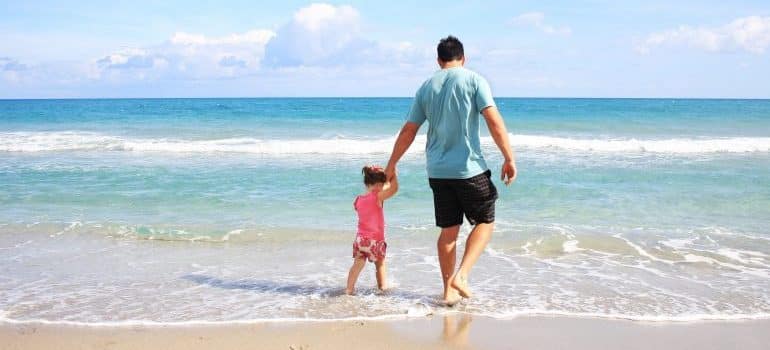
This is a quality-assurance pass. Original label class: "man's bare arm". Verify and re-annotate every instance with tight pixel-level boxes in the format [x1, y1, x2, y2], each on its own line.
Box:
[481, 106, 517, 185]
[384, 122, 420, 180]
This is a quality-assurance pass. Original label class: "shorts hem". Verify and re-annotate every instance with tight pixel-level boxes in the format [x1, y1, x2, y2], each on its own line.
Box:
[467, 218, 495, 225]
[436, 221, 463, 228]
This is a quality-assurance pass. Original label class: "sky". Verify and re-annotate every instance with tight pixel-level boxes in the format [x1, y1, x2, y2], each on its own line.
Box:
[1, 1, 769, 98]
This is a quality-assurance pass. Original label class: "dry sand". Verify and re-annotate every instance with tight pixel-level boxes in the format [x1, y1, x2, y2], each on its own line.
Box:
[2, 315, 768, 350]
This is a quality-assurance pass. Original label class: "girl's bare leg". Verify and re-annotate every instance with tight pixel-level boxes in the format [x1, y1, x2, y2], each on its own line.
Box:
[346, 257, 367, 295]
[374, 258, 387, 290]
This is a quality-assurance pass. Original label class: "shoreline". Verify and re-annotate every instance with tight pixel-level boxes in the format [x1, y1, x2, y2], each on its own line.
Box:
[2, 315, 769, 350]
[2, 310, 770, 326]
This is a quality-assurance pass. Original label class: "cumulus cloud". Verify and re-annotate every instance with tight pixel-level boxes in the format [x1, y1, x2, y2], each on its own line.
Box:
[636, 16, 770, 54]
[219, 56, 247, 68]
[92, 29, 275, 80]
[97, 48, 165, 70]
[170, 30, 274, 46]
[0, 57, 28, 71]
[262, 3, 374, 67]
[510, 12, 572, 36]
[0, 57, 31, 84]
[46, 3, 428, 92]
[87, 3, 429, 84]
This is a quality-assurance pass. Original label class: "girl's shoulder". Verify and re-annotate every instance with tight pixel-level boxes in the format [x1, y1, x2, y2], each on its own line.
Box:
[354, 190, 372, 204]
[355, 190, 379, 204]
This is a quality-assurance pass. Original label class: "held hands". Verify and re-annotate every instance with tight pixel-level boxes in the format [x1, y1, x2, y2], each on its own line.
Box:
[384, 165, 397, 182]
[501, 160, 517, 186]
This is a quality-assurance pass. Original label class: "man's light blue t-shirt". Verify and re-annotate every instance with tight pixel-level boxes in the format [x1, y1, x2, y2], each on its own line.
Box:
[407, 67, 496, 179]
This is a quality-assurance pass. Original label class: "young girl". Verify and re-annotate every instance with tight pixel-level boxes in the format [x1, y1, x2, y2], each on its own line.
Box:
[345, 165, 398, 295]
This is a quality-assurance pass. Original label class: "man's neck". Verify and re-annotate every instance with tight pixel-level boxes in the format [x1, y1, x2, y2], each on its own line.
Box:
[440, 60, 463, 69]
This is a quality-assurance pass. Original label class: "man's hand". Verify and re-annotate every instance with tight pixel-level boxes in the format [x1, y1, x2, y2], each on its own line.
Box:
[501, 160, 517, 185]
[384, 165, 397, 182]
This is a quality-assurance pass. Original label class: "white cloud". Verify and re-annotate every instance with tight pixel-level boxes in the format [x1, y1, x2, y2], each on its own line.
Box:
[219, 56, 247, 68]
[510, 12, 572, 36]
[170, 30, 275, 46]
[262, 3, 371, 67]
[636, 16, 770, 54]
[97, 48, 163, 69]
[90, 3, 418, 80]
[4, 3, 431, 95]
[1, 57, 32, 84]
[293, 3, 359, 31]
[1, 57, 28, 71]
[92, 29, 276, 80]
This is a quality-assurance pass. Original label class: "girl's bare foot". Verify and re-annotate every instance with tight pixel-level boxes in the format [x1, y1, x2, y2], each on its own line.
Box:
[450, 274, 472, 299]
[345, 288, 354, 295]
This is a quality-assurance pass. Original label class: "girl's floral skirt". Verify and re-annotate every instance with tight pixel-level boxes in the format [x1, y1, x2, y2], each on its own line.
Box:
[352, 235, 387, 262]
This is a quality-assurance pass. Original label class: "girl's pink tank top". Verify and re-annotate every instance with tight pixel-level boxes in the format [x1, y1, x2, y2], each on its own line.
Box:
[354, 190, 385, 241]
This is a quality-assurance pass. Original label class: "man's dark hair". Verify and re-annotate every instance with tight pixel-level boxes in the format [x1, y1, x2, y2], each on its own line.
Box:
[437, 36, 464, 62]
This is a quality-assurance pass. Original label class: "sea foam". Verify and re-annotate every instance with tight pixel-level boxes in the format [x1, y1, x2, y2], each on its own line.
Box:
[2, 131, 770, 154]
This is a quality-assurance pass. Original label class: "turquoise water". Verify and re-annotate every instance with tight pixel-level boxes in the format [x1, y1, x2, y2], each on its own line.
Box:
[1, 98, 769, 323]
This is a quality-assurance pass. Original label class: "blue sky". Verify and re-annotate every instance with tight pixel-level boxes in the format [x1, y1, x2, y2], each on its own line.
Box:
[1, 1, 769, 98]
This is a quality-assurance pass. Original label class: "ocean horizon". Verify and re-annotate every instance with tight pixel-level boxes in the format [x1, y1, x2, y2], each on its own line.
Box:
[3, 97, 770, 100]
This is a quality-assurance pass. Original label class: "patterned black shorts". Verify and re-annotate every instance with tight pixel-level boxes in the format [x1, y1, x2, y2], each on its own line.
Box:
[428, 170, 498, 228]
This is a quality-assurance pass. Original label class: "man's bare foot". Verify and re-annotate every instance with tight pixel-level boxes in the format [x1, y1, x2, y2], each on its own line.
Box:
[450, 274, 472, 298]
[442, 285, 462, 306]
[442, 295, 462, 306]
[345, 288, 354, 295]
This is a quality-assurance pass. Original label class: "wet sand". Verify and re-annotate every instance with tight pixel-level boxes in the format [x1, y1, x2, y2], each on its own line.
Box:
[2, 315, 769, 350]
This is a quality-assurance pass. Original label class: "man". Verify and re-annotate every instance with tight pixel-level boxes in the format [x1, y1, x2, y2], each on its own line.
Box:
[384, 35, 517, 305]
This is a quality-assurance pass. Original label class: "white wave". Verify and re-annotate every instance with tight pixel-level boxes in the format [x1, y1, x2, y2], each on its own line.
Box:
[512, 134, 770, 153]
[614, 234, 676, 265]
[486, 309, 770, 322]
[486, 246, 522, 268]
[3, 310, 769, 326]
[406, 303, 434, 317]
[562, 240, 583, 253]
[221, 229, 243, 241]
[50, 221, 82, 237]
[0, 131, 403, 155]
[2, 131, 770, 154]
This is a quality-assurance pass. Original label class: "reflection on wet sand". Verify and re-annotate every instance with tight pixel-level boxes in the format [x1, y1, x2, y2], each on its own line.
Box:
[442, 313, 473, 347]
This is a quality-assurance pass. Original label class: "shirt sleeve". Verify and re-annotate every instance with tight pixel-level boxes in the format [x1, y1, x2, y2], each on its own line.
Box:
[406, 91, 426, 125]
[474, 76, 496, 113]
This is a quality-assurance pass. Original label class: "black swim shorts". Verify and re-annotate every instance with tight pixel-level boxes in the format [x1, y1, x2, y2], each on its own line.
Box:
[428, 170, 498, 228]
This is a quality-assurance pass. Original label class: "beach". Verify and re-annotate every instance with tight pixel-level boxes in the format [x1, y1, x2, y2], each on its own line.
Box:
[1, 98, 769, 347]
[3, 316, 769, 350]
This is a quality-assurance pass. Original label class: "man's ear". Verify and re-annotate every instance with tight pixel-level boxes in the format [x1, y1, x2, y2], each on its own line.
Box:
[437, 57, 443, 67]
[461, 56, 466, 65]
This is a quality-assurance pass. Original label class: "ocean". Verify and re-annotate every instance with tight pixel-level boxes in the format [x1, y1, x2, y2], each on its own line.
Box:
[1, 98, 769, 324]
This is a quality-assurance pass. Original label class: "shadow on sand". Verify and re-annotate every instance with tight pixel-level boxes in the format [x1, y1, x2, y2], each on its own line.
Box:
[181, 273, 437, 302]
[181, 274, 343, 296]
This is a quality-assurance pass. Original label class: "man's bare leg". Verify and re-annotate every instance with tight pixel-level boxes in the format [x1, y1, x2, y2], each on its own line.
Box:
[437, 225, 461, 304]
[451, 222, 494, 298]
